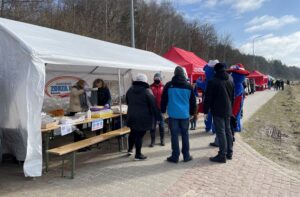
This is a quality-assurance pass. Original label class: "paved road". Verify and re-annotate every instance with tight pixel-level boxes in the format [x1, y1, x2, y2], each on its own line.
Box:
[1, 90, 299, 197]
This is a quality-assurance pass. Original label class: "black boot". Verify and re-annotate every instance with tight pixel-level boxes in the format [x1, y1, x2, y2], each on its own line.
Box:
[209, 154, 226, 163]
[160, 138, 165, 146]
[149, 130, 155, 147]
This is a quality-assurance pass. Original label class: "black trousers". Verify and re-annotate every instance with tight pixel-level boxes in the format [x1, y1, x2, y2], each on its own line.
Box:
[213, 116, 233, 157]
[128, 129, 146, 156]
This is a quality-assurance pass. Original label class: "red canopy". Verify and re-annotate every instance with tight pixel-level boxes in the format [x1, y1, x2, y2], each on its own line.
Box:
[247, 70, 268, 86]
[163, 47, 207, 81]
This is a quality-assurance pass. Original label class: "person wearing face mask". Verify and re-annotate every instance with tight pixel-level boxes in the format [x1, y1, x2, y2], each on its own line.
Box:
[149, 73, 165, 147]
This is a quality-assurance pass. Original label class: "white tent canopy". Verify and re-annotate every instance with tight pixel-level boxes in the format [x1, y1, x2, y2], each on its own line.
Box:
[0, 18, 177, 177]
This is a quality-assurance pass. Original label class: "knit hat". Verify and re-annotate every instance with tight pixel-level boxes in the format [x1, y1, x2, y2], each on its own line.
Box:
[174, 66, 187, 78]
[153, 73, 162, 81]
[227, 63, 250, 75]
[208, 59, 219, 67]
[135, 73, 148, 83]
[214, 63, 226, 73]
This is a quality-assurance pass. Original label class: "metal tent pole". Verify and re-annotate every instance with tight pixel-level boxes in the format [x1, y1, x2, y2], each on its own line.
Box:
[118, 69, 123, 128]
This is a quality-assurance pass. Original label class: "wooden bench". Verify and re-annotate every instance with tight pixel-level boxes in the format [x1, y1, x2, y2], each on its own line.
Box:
[47, 127, 130, 179]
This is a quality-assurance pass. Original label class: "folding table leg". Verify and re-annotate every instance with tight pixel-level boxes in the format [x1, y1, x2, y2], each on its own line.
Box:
[70, 152, 76, 179]
[61, 157, 65, 177]
[43, 132, 50, 173]
[118, 137, 121, 152]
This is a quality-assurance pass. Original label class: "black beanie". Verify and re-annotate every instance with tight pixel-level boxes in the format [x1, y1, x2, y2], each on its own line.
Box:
[174, 66, 185, 77]
[214, 63, 226, 72]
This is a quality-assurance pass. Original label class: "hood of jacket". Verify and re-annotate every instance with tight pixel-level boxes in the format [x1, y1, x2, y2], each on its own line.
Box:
[132, 81, 150, 93]
[171, 75, 188, 86]
[214, 71, 229, 80]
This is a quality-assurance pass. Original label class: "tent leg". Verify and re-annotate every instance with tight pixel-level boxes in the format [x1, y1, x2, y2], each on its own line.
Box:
[61, 157, 65, 177]
[70, 152, 76, 179]
[43, 132, 50, 173]
[118, 69, 123, 128]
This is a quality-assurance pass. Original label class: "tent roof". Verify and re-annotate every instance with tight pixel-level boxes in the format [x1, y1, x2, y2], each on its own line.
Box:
[0, 18, 177, 74]
[248, 70, 266, 78]
[163, 47, 207, 75]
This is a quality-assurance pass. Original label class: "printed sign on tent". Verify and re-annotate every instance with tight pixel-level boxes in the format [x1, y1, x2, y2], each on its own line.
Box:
[45, 76, 82, 98]
[92, 119, 104, 131]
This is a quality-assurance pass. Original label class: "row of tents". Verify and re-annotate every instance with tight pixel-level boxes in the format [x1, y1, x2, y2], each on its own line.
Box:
[0, 17, 271, 178]
[163, 46, 271, 89]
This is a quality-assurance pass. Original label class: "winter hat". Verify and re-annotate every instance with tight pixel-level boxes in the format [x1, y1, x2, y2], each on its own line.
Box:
[135, 73, 148, 83]
[208, 59, 219, 67]
[214, 63, 226, 73]
[154, 73, 162, 81]
[227, 63, 250, 75]
[174, 66, 187, 78]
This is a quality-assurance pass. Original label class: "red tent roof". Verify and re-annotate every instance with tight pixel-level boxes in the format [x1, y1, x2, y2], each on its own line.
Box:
[248, 70, 266, 78]
[163, 47, 207, 77]
[247, 70, 268, 86]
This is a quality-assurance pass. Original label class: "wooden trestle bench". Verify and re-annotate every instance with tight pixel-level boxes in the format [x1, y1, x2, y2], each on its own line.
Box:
[47, 127, 130, 179]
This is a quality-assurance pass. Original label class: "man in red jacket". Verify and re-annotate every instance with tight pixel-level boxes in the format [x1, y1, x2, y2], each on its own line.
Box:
[149, 73, 165, 147]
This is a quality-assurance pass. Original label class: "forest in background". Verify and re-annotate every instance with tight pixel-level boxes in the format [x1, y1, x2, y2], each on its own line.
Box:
[1, 0, 299, 80]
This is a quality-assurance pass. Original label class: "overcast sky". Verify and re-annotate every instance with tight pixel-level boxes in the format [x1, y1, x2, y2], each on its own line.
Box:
[149, 0, 300, 67]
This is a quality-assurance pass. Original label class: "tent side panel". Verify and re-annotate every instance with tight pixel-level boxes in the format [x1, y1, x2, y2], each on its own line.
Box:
[0, 26, 45, 177]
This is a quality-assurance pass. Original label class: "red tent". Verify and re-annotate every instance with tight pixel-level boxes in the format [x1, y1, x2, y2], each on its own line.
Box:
[247, 70, 268, 90]
[163, 47, 207, 82]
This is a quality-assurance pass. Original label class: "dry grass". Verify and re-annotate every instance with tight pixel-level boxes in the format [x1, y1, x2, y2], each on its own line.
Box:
[242, 85, 300, 174]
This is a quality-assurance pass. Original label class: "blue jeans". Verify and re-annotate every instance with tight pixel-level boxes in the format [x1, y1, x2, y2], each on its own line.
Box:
[168, 118, 190, 160]
[205, 112, 215, 133]
[213, 116, 233, 157]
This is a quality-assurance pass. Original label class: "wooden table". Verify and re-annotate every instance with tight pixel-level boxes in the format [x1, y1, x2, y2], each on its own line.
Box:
[41, 113, 125, 172]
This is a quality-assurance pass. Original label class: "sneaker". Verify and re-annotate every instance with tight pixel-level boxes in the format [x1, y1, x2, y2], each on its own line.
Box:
[183, 156, 193, 162]
[209, 155, 226, 163]
[209, 142, 219, 147]
[134, 154, 147, 161]
[160, 141, 165, 146]
[166, 156, 178, 163]
[226, 155, 232, 160]
[149, 144, 154, 148]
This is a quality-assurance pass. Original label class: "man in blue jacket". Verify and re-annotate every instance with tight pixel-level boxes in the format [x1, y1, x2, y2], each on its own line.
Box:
[161, 66, 197, 163]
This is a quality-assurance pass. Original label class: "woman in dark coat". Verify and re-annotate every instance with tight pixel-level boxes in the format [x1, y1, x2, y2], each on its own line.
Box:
[126, 73, 161, 160]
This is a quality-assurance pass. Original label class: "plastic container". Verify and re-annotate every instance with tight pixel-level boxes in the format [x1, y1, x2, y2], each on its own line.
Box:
[86, 109, 92, 119]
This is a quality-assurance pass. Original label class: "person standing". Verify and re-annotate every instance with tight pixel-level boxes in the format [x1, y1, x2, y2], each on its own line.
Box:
[69, 79, 89, 115]
[126, 73, 161, 160]
[204, 63, 234, 163]
[202, 60, 219, 133]
[149, 73, 165, 147]
[94, 79, 111, 106]
[190, 83, 199, 130]
[161, 66, 197, 163]
[249, 79, 255, 94]
[90, 79, 112, 133]
[69, 79, 90, 145]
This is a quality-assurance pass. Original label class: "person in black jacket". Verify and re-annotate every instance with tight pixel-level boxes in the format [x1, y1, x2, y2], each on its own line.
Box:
[204, 63, 235, 163]
[96, 79, 111, 106]
[126, 73, 161, 160]
[161, 66, 197, 163]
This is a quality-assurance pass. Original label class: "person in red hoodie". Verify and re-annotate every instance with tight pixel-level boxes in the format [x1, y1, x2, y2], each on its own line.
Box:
[149, 73, 165, 147]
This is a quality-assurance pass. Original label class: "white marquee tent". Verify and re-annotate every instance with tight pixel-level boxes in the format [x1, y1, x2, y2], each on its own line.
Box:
[0, 18, 178, 177]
